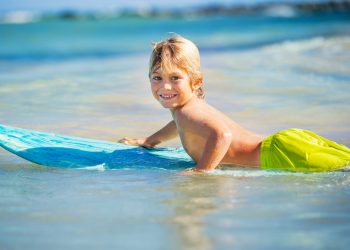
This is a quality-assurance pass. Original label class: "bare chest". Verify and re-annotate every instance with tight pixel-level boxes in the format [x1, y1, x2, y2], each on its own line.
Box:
[175, 121, 205, 162]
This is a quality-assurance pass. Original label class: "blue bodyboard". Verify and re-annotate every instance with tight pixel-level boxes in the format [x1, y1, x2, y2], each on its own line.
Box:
[0, 124, 194, 169]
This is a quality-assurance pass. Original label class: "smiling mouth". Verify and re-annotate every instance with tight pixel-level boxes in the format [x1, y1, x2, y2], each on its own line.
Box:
[159, 94, 178, 100]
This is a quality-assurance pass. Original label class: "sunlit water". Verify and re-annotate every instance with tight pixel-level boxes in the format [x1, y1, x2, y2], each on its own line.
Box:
[1, 165, 350, 249]
[1, 10, 350, 249]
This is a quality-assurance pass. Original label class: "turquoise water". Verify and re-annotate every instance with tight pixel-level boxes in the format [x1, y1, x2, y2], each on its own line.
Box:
[1, 9, 350, 249]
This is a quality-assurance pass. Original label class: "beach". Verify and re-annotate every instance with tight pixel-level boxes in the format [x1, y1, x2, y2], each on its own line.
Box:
[1, 2, 350, 249]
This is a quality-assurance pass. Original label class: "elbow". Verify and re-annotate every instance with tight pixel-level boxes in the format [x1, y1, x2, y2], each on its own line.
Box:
[213, 129, 232, 145]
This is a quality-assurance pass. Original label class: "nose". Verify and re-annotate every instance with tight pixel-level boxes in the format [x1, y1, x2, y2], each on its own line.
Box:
[162, 81, 172, 90]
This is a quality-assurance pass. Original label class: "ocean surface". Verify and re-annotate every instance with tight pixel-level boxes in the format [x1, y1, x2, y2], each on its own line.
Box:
[1, 7, 350, 250]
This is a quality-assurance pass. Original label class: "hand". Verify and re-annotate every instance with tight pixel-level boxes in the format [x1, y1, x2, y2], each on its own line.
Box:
[118, 137, 154, 149]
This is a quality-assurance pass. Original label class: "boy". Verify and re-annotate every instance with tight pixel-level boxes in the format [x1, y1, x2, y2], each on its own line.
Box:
[120, 35, 350, 173]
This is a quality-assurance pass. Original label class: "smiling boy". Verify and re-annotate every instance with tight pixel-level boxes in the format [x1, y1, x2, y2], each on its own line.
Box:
[120, 35, 350, 173]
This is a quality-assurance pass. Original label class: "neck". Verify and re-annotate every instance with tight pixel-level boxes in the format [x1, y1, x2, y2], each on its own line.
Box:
[170, 94, 202, 115]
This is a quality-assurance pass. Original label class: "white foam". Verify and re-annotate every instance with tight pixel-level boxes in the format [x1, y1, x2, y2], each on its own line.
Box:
[261, 36, 350, 54]
[340, 166, 350, 171]
[79, 163, 106, 171]
[262, 37, 326, 53]
[209, 169, 343, 177]
[1, 11, 38, 24]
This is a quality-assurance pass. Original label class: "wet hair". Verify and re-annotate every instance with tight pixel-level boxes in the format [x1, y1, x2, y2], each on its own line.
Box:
[149, 34, 205, 99]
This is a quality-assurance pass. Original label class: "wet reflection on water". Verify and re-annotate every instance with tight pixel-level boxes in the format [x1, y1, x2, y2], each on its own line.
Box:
[159, 170, 350, 249]
[163, 175, 238, 249]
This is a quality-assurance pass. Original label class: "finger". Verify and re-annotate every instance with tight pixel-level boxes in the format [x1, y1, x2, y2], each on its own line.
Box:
[118, 138, 128, 143]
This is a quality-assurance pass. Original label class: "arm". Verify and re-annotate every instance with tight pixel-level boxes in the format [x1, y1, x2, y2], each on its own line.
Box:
[179, 110, 233, 174]
[119, 120, 178, 148]
[194, 128, 232, 172]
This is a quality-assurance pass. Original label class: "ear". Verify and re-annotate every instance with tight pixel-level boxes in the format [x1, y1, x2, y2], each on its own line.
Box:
[191, 79, 202, 90]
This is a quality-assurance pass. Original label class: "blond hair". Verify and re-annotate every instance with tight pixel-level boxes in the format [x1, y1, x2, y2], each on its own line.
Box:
[149, 35, 204, 98]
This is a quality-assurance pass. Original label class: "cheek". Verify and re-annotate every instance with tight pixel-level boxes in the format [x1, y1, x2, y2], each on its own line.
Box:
[150, 83, 159, 99]
[184, 82, 195, 93]
[150, 82, 157, 92]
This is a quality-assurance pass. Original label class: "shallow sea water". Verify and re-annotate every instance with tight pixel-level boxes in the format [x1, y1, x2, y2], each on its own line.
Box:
[1, 11, 350, 250]
[1, 165, 350, 249]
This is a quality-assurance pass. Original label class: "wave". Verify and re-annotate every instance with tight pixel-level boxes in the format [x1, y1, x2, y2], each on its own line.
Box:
[260, 35, 350, 54]
[1, 8, 349, 62]
[2, 35, 349, 62]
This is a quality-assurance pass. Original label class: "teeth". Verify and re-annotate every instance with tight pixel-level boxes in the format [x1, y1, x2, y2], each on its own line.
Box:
[160, 94, 177, 100]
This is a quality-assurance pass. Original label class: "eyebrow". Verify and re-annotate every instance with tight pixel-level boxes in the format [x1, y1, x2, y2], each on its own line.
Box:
[152, 70, 183, 75]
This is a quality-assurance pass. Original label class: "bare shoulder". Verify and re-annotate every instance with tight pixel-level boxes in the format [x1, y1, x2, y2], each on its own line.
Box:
[175, 100, 230, 132]
[177, 100, 211, 121]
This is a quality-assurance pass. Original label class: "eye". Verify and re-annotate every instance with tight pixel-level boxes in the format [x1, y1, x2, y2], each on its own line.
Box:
[152, 76, 161, 81]
[171, 75, 180, 81]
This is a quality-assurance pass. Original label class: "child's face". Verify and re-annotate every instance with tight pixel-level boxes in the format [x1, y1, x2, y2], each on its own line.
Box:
[150, 66, 198, 109]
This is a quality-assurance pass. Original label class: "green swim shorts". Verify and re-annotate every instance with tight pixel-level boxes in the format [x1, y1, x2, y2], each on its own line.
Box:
[260, 128, 350, 172]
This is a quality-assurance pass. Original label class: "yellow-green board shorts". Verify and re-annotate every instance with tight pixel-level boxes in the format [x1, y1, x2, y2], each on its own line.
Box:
[260, 128, 350, 172]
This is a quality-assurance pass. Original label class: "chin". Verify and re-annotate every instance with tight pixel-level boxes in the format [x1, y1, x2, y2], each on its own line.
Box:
[159, 101, 179, 109]
[161, 103, 176, 109]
